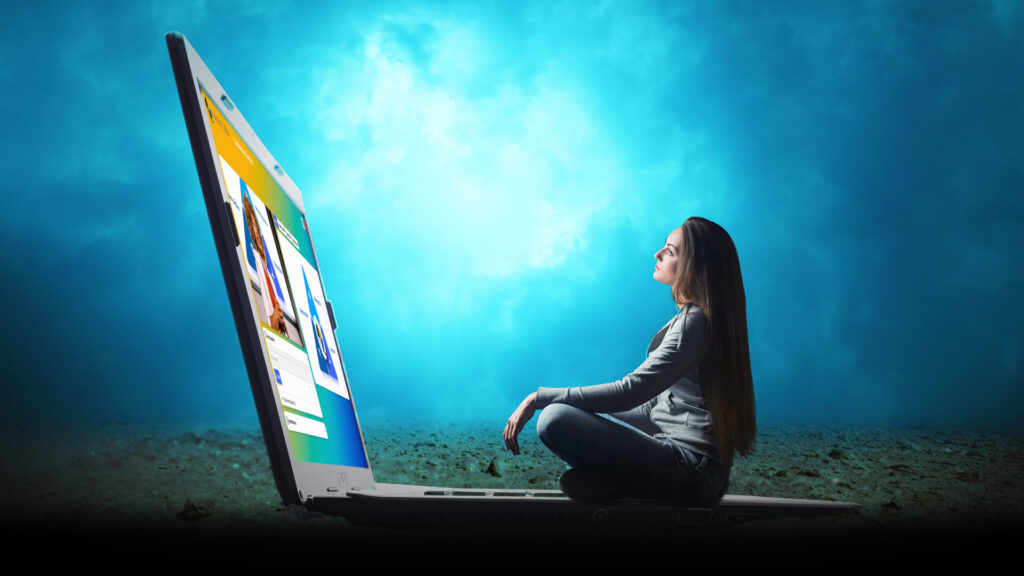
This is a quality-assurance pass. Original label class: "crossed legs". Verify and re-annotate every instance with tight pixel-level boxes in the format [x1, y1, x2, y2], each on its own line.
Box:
[536, 403, 702, 502]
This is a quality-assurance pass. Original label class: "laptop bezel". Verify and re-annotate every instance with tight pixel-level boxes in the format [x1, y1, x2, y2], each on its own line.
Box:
[166, 31, 377, 505]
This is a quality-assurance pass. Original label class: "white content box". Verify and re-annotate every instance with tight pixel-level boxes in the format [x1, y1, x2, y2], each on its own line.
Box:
[283, 409, 329, 439]
[264, 327, 323, 419]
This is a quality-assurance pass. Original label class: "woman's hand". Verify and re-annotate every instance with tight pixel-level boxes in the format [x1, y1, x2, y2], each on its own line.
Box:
[504, 392, 537, 456]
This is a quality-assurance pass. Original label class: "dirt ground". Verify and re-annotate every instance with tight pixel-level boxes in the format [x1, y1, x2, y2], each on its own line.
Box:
[2, 419, 1021, 553]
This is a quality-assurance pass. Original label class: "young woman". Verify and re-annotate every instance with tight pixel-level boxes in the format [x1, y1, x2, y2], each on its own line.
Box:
[503, 217, 756, 504]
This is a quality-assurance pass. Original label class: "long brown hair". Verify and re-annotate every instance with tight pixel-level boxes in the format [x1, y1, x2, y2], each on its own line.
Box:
[672, 216, 756, 467]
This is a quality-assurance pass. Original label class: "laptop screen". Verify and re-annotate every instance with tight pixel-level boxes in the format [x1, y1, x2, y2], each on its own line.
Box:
[200, 87, 368, 469]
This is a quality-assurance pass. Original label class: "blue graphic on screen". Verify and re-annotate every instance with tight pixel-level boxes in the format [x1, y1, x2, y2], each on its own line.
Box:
[303, 267, 337, 379]
[262, 236, 285, 303]
[242, 181, 257, 272]
[240, 181, 287, 304]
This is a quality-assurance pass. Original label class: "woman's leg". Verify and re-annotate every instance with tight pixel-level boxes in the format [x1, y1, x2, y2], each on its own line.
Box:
[536, 403, 699, 501]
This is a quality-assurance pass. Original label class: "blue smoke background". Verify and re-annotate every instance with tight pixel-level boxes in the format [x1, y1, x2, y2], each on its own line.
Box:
[1, 0, 1021, 436]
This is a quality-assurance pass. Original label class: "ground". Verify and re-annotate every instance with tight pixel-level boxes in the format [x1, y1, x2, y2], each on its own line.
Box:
[2, 420, 1021, 552]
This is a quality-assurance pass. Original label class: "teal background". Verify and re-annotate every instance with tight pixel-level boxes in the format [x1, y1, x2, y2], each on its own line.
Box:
[1, 1, 1021, 435]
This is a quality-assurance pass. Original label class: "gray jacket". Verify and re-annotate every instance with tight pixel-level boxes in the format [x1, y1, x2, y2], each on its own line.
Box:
[535, 303, 721, 463]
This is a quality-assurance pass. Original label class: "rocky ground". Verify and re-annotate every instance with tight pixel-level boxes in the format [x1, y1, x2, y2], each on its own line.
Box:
[2, 420, 1021, 551]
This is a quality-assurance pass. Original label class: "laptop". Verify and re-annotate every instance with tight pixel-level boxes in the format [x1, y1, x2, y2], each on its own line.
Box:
[166, 31, 857, 531]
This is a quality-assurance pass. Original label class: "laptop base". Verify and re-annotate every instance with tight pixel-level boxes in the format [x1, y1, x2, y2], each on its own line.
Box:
[309, 483, 858, 531]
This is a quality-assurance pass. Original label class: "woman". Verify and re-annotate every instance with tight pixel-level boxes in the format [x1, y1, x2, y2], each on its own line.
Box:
[503, 216, 756, 504]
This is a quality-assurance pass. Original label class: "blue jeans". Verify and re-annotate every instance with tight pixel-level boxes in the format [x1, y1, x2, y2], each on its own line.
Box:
[536, 403, 729, 505]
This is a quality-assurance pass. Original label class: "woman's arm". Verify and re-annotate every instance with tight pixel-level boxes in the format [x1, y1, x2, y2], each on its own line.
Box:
[503, 392, 537, 455]
[535, 308, 710, 414]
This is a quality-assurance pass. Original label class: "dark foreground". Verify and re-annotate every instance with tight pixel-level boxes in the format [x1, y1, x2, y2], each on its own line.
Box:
[2, 420, 1021, 555]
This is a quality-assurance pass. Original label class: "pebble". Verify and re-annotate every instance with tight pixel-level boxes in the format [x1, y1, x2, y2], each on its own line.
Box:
[487, 457, 506, 477]
[177, 497, 213, 521]
[884, 494, 904, 510]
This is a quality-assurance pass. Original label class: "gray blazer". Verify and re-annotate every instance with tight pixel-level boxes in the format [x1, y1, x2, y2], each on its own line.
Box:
[535, 302, 720, 463]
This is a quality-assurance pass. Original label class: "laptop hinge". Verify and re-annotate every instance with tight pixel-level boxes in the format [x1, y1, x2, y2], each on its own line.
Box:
[326, 300, 337, 330]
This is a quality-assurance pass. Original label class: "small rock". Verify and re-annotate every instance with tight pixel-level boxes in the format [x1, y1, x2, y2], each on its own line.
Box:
[828, 448, 845, 460]
[487, 457, 506, 477]
[177, 497, 213, 521]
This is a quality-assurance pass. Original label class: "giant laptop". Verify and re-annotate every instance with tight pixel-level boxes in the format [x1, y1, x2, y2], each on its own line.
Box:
[166, 31, 856, 530]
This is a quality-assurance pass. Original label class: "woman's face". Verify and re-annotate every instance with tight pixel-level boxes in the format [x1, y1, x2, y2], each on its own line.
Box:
[653, 227, 683, 285]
